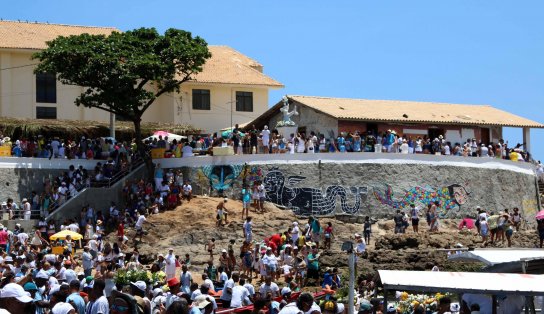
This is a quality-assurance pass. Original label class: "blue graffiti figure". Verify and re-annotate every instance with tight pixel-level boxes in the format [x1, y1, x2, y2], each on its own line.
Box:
[201, 165, 243, 193]
[373, 183, 469, 217]
[263, 168, 366, 216]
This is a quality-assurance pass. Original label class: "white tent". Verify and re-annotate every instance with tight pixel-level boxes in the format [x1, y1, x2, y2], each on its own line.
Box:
[144, 132, 186, 143]
[378, 270, 544, 296]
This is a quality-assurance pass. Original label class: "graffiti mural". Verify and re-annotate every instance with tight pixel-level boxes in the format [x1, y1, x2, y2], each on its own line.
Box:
[373, 183, 469, 217]
[199, 165, 244, 193]
[263, 167, 367, 216]
[241, 165, 264, 187]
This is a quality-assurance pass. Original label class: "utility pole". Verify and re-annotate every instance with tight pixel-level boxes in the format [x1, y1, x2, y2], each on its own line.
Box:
[342, 241, 356, 314]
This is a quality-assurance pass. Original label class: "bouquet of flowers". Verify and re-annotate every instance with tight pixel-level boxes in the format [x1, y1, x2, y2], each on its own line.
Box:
[391, 292, 450, 314]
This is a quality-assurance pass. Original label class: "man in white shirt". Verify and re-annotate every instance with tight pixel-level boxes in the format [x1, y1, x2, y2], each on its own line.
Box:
[164, 248, 176, 280]
[220, 272, 236, 308]
[16, 228, 28, 245]
[258, 276, 280, 299]
[229, 274, 250, 308]
[22, 198, 31, 220]
[291, 222, 300, 245]
[261, 126, 271, 154]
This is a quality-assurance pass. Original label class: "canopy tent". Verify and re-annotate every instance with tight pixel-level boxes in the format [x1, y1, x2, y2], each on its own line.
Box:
[447, 249, 544, 266]
[49, 230, 83, 241]
[144, 131, 186, 143]
[378, 270, 544, 296]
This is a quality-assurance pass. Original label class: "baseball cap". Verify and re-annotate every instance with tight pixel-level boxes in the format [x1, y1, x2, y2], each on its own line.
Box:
[23, 282, 38, 292]
[359, 300, 372, 311]
[36, 270, 50, 279]
[222, 249, 227, 253]
[52, 302, 75, 314]
[0, 283, 33, 303]
[130, 281, 147, 292]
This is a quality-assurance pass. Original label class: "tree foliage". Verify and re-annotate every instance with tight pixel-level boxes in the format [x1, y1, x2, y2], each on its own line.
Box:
[33, 27, 211, 150]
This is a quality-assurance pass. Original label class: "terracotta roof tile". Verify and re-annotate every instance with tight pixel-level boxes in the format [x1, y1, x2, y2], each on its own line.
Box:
[190, 46, 284, 87]
[0, 20, 118, 50]
[288, 95, 544, 128]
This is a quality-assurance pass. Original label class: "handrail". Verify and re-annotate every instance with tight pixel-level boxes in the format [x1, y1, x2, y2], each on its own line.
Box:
[44, 161, 146, 222]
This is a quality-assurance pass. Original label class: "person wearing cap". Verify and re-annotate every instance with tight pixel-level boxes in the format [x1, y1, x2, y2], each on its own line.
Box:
[130, 280, 151, 314]
[66, 280, 85, 314]
[165, 277, 181, 309]
[0, 282, 35, 313]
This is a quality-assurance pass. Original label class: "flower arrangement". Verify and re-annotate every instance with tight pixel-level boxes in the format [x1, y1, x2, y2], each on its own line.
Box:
[276, 120, 296, 127]
[114, 269, 154, 286]
[391, 292, 451, 314]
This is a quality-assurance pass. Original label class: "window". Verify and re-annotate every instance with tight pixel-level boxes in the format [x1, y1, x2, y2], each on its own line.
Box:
[36, 73, 57, 103]
[36, 106, 57, 119]
[192, 89, 211, 110]
[236, 91, 253, 112]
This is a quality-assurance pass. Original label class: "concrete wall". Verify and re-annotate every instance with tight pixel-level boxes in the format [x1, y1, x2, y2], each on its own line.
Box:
[0, 157, 103, 202]
[156, 154, 541, 224]
[269, 104, 338, 138]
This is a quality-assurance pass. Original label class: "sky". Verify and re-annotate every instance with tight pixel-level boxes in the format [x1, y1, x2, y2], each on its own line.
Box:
[4, 1, 544, 160]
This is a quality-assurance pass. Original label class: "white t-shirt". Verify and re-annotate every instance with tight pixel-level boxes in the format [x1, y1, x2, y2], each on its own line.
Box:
[183, 184, 192, 194]
[136, 215, 146, 228]
[17, 232, 29, 244]
[259, 282, 280, 298]
[410, 207, 420, 219]
[220, 278, 235, 301]
[243, 283, 255, 296]
[281, 264, 293, 275]
[230, 285, 250, 308]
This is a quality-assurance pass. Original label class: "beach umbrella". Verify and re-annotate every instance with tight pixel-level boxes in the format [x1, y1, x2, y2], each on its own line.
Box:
[153, 130, 170, 137]
[536, 210, 544, 220]
[49, 230, 83, 241]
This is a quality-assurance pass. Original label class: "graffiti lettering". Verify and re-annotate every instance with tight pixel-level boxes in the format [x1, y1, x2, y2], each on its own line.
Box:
[373, 183, 469, 217]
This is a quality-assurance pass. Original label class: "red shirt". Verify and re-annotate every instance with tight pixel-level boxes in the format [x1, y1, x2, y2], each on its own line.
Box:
[117, 224, 124, 237]
[0, 230, 7, 245]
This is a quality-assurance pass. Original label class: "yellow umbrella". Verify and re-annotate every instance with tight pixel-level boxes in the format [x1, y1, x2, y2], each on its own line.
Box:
[49, 230, 83, 241]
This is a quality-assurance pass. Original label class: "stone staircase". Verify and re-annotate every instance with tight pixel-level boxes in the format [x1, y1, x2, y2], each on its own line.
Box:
[46, 161, 147, 223]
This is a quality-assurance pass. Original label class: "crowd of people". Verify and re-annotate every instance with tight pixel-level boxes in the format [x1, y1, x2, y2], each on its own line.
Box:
[216, 125, 533, 163]
[0, 130, 535, 164]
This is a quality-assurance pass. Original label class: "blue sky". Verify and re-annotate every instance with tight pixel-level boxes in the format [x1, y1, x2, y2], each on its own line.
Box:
[4, 1, 544, 160]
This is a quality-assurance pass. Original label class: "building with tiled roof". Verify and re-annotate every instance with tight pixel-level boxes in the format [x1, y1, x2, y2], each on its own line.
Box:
[248, 95, 543, 152]
[0, 20, 283, 133]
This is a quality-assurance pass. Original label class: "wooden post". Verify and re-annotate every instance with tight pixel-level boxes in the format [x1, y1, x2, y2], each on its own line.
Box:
[492, 295, 497, 314]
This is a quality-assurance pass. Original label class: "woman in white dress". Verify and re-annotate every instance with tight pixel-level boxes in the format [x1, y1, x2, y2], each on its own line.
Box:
[296, 134, 306, 153]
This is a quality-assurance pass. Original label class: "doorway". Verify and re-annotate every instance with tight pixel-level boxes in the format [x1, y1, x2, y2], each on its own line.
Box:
[480, 128, 490, 145]
[428, 128, 445, 140]
[366, 123, 378, 135]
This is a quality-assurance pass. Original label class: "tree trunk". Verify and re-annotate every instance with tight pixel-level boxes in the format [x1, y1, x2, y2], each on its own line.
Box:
[132, 117, 150, 166]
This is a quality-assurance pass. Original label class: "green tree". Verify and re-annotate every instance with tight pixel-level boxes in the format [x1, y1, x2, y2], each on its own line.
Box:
[33, 27, 211, 155]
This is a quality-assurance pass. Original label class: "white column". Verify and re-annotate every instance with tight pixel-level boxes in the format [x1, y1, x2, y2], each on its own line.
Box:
[523, 127, 531, 153]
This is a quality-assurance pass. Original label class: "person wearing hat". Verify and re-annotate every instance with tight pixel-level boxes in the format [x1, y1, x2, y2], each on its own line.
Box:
[130, 280, 151, 314]
[165, 277, 181, 309]
[194, 295, 214, 314]
[110, 289, 139, 314]
[0, 282, 35, 313]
